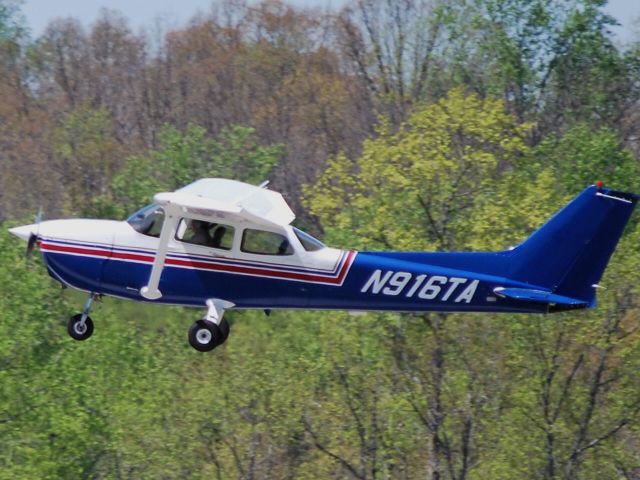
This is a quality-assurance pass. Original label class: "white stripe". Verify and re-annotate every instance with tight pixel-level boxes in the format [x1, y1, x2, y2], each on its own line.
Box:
[42, 247, 356, 286]
[596, 192, 633, 204]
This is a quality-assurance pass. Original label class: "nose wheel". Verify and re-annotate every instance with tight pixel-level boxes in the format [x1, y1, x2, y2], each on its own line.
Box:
[188, 299, 232, 352]
[68, 314, 94, 340]
[67, 293, 99, 341]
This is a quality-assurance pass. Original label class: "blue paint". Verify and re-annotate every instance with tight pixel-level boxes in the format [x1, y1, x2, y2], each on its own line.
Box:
[40, 185, 638, 315]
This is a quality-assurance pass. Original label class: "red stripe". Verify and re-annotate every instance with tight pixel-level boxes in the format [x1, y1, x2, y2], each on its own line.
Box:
[162, 250, 355, 284]
[336, 250, 356, 284]
[40, 242, 355, 285]
[41, 243, 154, 262]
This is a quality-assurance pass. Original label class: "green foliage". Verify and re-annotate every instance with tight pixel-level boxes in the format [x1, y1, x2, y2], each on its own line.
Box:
[94, 124, 283, 219]
[532, 124, 640, 193]
[441, 0, 632, 129]
[467, 123, 640, 250]
[305, 88, 532, 251]
[0, 0, 24, 43]
[0, 232, 414, 478]
[547, 2, 626, 122]
[2, 0, 640, 477]
[479, 0, 556, 107]
[53, 106, 124, 215]
[306, 89, 640, 478]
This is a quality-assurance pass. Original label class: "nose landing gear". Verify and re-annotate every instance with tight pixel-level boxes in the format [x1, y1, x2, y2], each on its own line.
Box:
[188, 299, 232, 352]
[67, 293, 100, 341]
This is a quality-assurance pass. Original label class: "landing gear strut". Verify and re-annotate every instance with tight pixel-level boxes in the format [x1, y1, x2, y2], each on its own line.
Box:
[68, 293, 100, 341]
[188, 299, 231, 352]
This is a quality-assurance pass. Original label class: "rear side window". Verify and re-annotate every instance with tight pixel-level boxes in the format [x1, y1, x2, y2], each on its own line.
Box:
[241, 229, 293, 255]
[176, 219, 235, 250]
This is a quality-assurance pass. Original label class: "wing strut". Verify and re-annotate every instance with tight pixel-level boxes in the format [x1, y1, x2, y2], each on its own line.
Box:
[140, 205, 179, 300]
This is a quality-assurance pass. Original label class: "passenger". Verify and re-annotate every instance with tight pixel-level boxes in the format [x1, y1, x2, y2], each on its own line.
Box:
[188, 220, 213, 246]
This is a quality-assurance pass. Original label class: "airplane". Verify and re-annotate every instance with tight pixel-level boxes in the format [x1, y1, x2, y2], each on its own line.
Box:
[8, 178, 639, 352]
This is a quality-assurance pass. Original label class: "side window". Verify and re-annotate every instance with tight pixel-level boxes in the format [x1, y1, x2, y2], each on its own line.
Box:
[241, 229, 293, 255]
[145, 210, 165, 237]
[176, 219, 235, 250]
[127, 205, 165, 238]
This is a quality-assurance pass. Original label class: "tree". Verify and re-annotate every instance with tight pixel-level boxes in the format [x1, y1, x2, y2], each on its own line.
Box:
[336, 0, 451, 123]
[307, 90, 640, 478]
[306, 89, 531, 479]
[2, 1, 640, 477]
[466, 123, 640, 479]
[0, 0, 63, 222]
[96, 123, 282, 219]
[52, 106, 125, 215]
[305, 88, 531, 251]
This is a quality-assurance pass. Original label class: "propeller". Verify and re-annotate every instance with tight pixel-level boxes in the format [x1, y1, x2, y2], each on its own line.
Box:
[26, 233, 37, 258]
[25, 207, 43, 259]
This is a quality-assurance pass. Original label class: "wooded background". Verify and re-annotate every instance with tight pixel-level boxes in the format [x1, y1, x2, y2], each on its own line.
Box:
[2, 0, 640, 478]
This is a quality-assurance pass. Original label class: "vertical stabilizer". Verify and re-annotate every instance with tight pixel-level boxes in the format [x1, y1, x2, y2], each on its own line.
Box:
[507, 185, 638, 304]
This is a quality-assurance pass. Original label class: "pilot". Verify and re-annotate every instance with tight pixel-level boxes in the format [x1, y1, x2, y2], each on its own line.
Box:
[189, 220, 213, 246]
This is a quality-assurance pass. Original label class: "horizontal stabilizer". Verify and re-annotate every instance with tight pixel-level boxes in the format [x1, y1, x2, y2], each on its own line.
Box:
[493, 287, 588, 307]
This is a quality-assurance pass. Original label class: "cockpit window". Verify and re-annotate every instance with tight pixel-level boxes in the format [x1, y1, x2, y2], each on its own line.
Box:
[176, 219, 235, 250]
[241, 229, 293, 255]
[127, 204, 165, 237]
[293, 227, 325, 251]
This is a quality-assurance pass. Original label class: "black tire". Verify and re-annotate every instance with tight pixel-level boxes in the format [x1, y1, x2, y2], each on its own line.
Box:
[219, 318, 230, 342]
[67, 314, 94, 341]
[188, 319, 224, 352]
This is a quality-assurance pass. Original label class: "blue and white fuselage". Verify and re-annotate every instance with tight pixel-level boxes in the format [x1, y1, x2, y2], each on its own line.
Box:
[9, 179, 639, 351]
[30, 227, 544, 314]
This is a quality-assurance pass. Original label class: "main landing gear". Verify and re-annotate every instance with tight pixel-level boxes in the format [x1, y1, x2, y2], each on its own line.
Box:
[67, 293, 100, 341]
[188, 299, 231, 352]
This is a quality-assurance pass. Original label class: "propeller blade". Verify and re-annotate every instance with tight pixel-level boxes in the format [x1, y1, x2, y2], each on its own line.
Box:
[26, 233, 37, 259]
[25, 208, 43, 259]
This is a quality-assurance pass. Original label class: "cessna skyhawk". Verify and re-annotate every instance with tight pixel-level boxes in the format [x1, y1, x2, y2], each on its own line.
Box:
[9, 179, 638, 351]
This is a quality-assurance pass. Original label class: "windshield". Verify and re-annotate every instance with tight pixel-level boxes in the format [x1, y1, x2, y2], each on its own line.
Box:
[293, 227, 325, 251]
[127, 204, 165, 237]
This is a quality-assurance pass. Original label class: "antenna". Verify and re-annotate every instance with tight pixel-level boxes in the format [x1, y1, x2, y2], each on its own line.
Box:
[258, 180, 270, 189]
[35, 206, 43, 224]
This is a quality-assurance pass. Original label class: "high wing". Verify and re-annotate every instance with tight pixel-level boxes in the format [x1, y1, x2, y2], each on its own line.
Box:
[175, 178, 294, 226]
[140, 178, 294, 300]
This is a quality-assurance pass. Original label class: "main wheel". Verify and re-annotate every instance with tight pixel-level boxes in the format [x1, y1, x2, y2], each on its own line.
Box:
[189, 319, 224, 352]
[67, 314, 94, 341]
[219, 318, 230, 342]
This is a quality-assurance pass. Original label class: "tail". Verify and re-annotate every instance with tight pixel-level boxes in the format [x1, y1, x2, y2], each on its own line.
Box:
[506, 184, 639, 306]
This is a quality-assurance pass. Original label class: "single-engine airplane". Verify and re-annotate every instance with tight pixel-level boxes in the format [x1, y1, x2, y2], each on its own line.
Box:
[9, 179, 639, 351]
